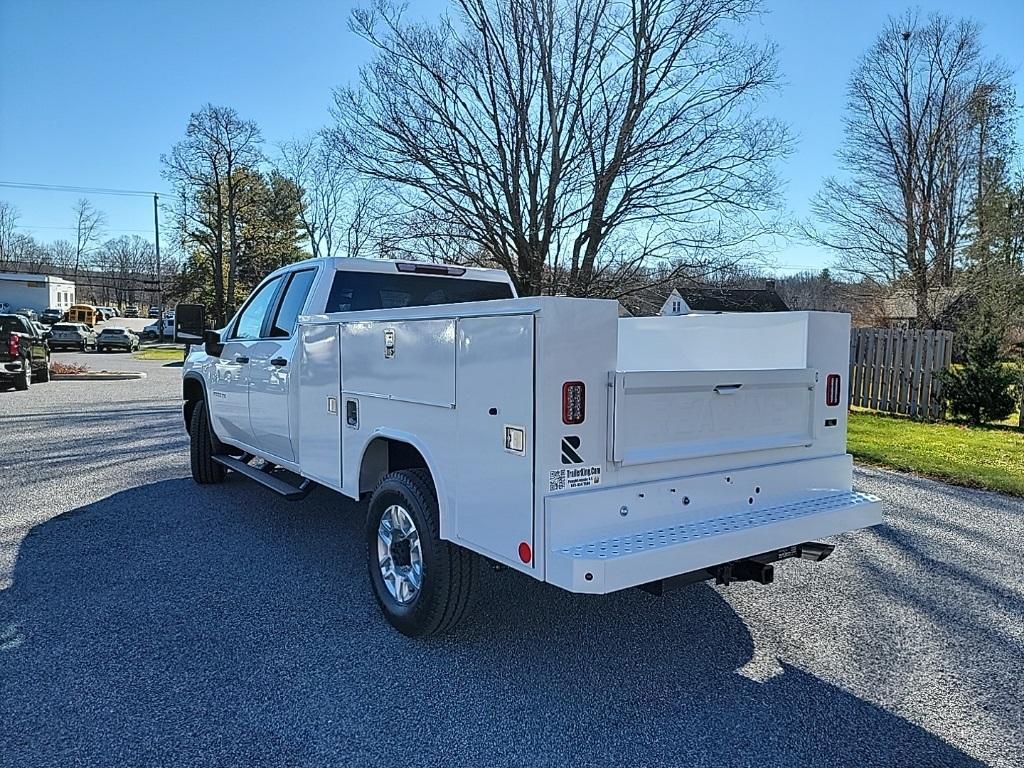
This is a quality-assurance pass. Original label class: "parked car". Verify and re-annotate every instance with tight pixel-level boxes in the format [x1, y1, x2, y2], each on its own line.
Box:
[49, 322, 98, 351]
[142, 318, 174, 340]
[97, 327, 140, 352]
[30, 320, 51, 340]
[0, 313, 50, 389]
[124, 305, 139, 318]
[148, 306, 161, 318]
[15, 308, 38, 321]
[40, 308, 64, 325]
[0, 302, 10, 314]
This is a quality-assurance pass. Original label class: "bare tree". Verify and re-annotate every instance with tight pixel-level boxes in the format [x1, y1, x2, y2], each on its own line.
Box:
[47, 240, 77, 274]
[71, 198, 105, 283]
[276, 133, 388, 259]
[805, 11, 1010, 326]
[96, 235, 155, 307]
[0, 201, 20, 269]
[332, 0, 788, 296]
[162, 104, 264, 322]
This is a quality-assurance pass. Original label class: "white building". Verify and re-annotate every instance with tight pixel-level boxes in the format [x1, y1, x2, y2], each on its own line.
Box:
[0, 272, 76, 314]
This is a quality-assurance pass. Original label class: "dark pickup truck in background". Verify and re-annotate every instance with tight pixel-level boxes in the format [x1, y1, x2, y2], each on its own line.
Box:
[0, 314, 51, 390]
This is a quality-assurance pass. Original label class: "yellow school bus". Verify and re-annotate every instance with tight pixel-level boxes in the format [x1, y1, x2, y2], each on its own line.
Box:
[67, 304, 99, 326]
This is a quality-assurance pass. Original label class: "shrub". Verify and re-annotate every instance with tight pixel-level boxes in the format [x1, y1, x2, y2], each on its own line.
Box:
[50, 361, 90, 375]
[942, 323, 1018, 425]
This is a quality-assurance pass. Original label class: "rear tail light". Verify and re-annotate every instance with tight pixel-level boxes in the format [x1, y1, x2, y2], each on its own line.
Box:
[825, 373, 842, 407]
[8, 332, 19, 357]
[562, 381, 586, 424]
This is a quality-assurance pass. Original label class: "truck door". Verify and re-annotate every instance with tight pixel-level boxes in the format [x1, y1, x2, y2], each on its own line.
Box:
[209, 275, 284, 445]
[248, 268, 317, 462]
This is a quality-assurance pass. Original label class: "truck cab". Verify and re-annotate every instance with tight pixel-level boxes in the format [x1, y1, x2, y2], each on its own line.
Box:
[183, 258, 515, 468]
[183, 257, 881, 637]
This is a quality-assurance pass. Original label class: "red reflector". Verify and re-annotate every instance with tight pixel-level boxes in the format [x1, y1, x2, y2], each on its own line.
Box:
[518, 541, 532, 564]
[825, 374, 842, 407]
[562, 381, 586, 424]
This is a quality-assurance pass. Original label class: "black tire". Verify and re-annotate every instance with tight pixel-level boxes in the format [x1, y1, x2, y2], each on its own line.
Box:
[36, 354, 50, 383]
[79, 342, 86, 352]
[189, 399, 225, 484]
[13, 358, 31, 390]
[366, 468, 477, 637]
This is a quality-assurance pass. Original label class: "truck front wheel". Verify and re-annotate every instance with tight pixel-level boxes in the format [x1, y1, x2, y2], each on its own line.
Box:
[189, 399, 226, 485]
[366, 469, 477, 637]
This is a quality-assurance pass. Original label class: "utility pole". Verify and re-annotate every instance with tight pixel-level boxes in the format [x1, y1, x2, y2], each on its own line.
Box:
[153, 192, 162, 330]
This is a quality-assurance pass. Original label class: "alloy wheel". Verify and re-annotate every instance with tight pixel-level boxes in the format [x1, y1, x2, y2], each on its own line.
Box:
[376, 504, 424, 605]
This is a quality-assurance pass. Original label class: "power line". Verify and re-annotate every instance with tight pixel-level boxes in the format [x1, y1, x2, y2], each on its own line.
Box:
[17, 224, 155, 234]
[0, 181, 166, 197]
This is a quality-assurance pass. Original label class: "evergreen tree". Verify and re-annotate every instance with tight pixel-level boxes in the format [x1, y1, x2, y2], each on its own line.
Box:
[942, 305, 1018, 424]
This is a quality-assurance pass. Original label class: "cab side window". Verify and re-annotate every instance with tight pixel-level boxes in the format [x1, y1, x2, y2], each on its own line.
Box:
[230, 277, 283, 340]
[269, 270, 316, 338]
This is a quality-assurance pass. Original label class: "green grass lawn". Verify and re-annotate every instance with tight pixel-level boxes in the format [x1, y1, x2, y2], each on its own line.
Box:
[848, 411, 1024, 495]
[133, 347, 185, 362]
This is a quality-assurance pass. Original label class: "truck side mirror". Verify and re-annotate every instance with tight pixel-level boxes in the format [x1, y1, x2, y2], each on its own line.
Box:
[204, 329, 224, 357]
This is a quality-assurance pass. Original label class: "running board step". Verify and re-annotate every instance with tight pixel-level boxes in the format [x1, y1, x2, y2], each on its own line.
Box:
[212, 455, 315, 500]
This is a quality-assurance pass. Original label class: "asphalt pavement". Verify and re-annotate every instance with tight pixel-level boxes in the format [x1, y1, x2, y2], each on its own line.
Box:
[0, 355, 1021, 767]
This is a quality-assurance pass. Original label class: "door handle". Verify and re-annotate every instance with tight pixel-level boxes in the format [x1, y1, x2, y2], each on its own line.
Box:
[714, 383, 743, 395]
[270, 357, 288, 367]
[235, 355, 249, 364]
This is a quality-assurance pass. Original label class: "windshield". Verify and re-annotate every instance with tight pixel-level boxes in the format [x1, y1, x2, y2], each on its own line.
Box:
[53, 324, 80, 331]
[326, 271, 513, 312]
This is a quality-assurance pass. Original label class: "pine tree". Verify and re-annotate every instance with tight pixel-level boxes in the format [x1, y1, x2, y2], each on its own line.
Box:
[942, 306, 1018, 424]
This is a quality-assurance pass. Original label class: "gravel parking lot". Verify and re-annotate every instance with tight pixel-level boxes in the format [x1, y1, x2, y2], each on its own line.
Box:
[1, 356, 1021, 767]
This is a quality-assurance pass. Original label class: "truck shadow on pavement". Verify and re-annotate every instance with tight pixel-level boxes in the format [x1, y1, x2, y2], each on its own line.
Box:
[0, 478, 984, 768]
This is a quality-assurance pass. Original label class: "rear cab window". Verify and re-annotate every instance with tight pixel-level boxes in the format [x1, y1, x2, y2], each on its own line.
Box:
[1, 316, 30, 334]
[326, 271, 513, 313]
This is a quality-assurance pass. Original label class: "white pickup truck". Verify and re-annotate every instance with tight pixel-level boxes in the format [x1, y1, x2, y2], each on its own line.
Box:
[182, 257, 882, 636]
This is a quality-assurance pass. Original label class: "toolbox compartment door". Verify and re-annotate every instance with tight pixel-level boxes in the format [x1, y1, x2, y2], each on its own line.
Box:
[609, 368, 817, 466]
[454, 314, 535, 568]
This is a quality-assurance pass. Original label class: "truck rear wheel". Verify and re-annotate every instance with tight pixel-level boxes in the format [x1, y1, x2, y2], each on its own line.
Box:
[366, 468, 477, 637]
[36, 353, 50, 382]
[189, 400, 225, 485]
[13, 359, 31, 390]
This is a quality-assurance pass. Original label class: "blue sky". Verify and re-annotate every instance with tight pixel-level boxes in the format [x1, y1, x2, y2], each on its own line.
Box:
[1, 0, 1022, 274]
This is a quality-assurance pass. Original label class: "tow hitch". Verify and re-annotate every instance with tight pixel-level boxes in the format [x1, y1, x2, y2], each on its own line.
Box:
[638, 541, 836, 595]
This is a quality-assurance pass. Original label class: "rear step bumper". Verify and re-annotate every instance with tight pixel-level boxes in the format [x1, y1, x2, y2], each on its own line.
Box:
[546, 490, 881, 594]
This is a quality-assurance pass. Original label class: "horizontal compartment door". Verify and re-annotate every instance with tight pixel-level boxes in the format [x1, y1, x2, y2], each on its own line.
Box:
[610, 368, 817, 466]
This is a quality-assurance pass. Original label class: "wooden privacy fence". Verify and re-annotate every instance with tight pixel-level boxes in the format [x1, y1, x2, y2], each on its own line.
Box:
[848, 328, 954, 420]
